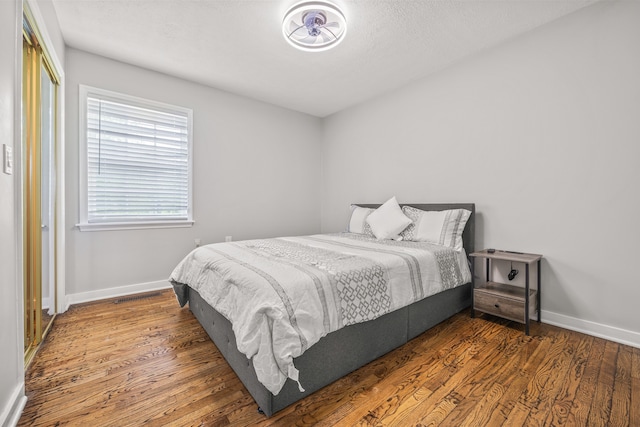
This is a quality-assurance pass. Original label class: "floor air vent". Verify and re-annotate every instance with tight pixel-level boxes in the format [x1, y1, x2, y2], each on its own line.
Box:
[113, 292, 162, 304]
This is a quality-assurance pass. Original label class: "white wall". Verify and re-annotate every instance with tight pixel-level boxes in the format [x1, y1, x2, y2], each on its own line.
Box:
[321, 0, 640, 344]
[0, 1, 24, 424]
[34, 0, 65, 64]
[65, 49, 323, 302]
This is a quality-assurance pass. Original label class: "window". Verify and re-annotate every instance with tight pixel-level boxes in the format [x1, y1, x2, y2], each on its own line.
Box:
[78, 86, 193, 231]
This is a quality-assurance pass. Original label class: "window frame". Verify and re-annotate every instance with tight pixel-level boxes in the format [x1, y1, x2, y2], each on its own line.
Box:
[77, 85, 194, 231]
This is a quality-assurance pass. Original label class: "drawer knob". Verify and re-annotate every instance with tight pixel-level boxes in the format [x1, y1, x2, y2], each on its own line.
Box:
[494, 304, 500, 308]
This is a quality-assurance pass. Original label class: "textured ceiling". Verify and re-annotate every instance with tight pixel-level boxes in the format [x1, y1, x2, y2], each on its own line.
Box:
[51, 0, 599, 117]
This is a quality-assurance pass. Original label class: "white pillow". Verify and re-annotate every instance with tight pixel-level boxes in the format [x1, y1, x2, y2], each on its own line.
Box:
[400, 206, 471, 251]
[366, 197, 412, 240]
[347, 205, 375, 236]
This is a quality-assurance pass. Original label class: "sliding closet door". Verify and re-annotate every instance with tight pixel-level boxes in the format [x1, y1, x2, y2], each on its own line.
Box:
[23, 34, 42, 358]
[40, 60, 56, 331]
[23, 12, 59, 364]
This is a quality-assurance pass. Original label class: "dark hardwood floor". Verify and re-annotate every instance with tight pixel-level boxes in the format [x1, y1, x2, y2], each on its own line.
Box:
[19, 289, 639, 426]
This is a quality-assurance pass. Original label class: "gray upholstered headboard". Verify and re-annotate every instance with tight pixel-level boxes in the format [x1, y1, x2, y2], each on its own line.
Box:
[354, 203, 476, 255]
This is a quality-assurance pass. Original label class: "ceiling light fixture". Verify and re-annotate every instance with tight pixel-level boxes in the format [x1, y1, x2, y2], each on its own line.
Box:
[282, 1, 347, 52]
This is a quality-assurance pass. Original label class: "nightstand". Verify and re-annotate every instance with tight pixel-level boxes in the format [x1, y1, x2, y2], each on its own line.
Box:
[469, 249, 542, 335]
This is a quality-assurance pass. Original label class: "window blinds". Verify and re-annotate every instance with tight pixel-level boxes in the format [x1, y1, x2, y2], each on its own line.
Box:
[86, 96, 190, 223]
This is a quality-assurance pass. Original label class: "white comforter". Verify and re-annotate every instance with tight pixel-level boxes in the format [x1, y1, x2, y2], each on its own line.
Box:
[170, 233, 471, 395]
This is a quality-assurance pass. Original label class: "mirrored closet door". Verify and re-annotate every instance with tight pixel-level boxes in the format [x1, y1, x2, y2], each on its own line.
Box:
[22, 10, 60, 365]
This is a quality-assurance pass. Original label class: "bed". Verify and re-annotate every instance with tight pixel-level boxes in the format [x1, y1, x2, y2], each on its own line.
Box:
[170, 202, 475, 417]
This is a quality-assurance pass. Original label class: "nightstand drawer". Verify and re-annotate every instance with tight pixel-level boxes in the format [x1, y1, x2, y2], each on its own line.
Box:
[474, 290, 525, 323]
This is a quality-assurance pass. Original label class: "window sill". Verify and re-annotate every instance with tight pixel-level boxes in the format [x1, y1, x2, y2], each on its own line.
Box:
[76, 220, 194, 232]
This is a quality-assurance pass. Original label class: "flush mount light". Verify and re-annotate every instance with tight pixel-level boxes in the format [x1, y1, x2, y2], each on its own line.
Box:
[282, 1, 347, 52]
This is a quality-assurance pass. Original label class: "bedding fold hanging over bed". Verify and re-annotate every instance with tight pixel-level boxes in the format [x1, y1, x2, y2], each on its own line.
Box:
[170, 232, 471, 395]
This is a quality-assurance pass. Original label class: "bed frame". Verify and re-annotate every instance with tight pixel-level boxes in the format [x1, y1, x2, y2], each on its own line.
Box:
[182, 203, 475, 417]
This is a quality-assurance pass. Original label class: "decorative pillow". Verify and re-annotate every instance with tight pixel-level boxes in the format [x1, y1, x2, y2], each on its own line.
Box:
[366, 197, 412, 240]
[347, 205, 375, 236]
[400, 206, 471, 251]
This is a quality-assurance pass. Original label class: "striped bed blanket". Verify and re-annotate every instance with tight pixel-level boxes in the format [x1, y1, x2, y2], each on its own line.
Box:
[170, 233, 471, 395]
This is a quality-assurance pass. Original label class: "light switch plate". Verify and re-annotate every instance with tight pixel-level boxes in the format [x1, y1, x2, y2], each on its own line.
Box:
[3, 144, 13, 175]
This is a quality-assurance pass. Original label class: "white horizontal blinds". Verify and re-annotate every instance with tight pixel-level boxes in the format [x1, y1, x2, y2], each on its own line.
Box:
[86, 96, 189, 222]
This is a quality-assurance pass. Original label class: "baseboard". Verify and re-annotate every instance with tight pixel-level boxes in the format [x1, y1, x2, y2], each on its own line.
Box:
[0, 382, 27, 427]
[64, 280, 172, 309]
[542, 309, 640, 349]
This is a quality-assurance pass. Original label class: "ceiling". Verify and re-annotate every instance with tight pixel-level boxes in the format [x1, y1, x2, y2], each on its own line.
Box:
[51, 0, 599, 117]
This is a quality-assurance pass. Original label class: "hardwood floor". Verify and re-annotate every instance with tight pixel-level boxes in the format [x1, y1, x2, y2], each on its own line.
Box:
[19, 289, 639, 426]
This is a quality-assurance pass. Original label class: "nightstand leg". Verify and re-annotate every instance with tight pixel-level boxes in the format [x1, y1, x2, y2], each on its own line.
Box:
[537, 259, 541, 323]
[525, 263, 530, 335]
[470, 256, 475, 318]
